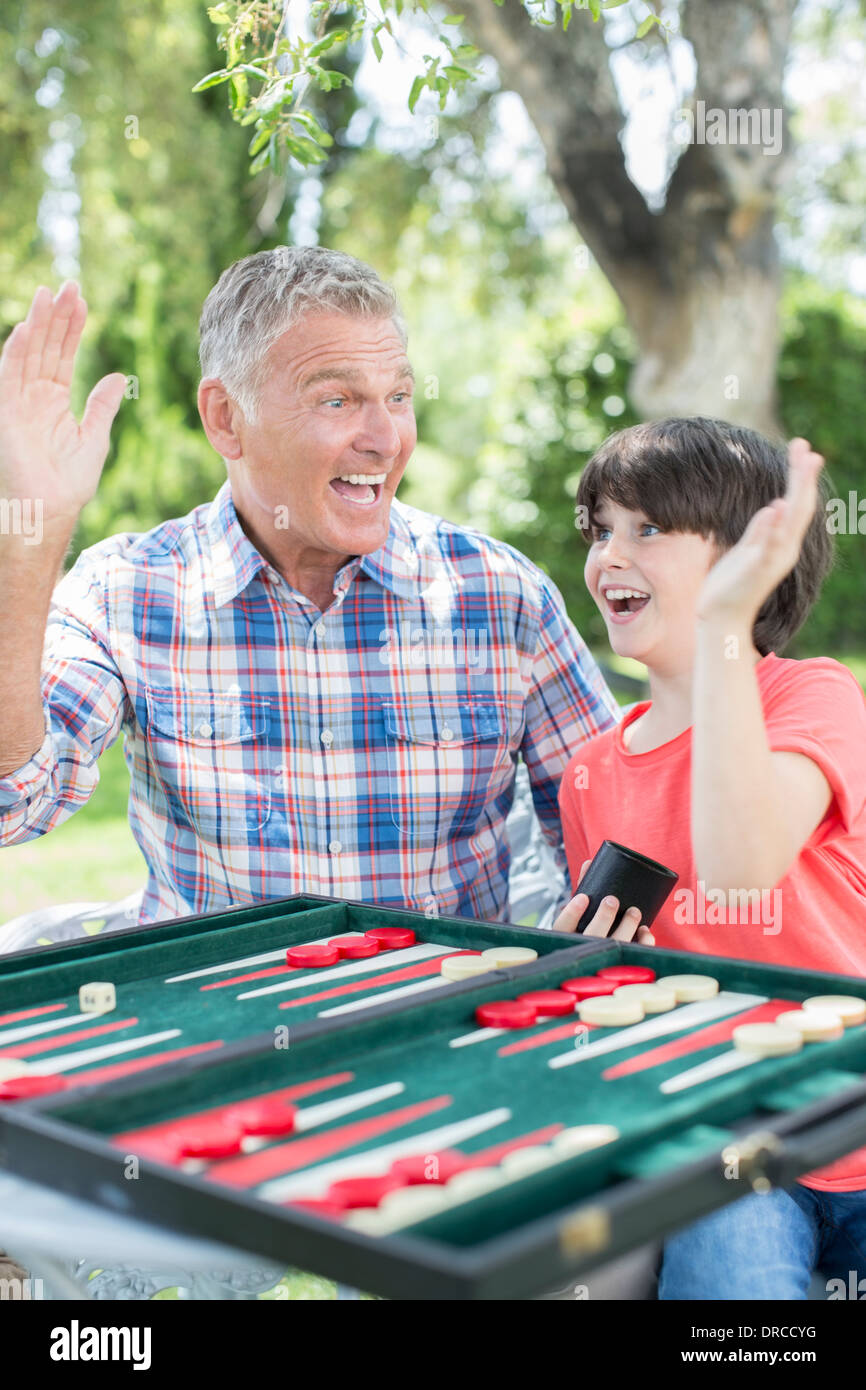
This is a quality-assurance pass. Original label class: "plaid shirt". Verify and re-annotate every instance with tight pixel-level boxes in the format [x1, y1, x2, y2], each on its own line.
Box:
[0, 482, 618, 924]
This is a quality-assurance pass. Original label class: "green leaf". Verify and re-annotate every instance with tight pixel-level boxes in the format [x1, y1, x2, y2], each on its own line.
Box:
[253, 76, 294, 117]
[249, 134, 275, 174]
[442, 13, 464, 22]
[247, 126, 271, 157]
[191, 68, 231, 92]
[372, 31, 383, 61]
[601, 1, 631, 8]
[587, 0, 600, 21]
[229, 71, 248, 113]
[311, 67, 351, 91]
[635, 14, 657, 37]
[308, 30, 349, 57]
[408, 74, 425, 113]
[291, 110, 334, 146]
[285, 134, 330, 166]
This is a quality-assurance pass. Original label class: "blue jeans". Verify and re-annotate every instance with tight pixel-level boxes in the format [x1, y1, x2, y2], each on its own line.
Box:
[659, 1184, 866, 1300]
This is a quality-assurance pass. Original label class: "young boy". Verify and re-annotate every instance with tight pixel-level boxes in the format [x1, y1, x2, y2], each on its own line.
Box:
[555, 417, 866, 1300]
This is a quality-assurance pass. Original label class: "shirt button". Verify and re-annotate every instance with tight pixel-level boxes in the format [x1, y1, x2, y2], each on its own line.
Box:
[198, 722, 213, 738]
[440, 726, 454, 742]
[328, 840, 342, 855]
[320, 729, 334, 747]
[315, 622, 326, 637]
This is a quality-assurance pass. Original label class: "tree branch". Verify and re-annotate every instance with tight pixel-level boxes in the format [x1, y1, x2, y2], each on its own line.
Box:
[450, 0, 664, 295]
[665, 0, 797, 264]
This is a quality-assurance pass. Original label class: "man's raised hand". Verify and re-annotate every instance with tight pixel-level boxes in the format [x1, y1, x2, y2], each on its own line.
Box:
[0, 282, 127, 534]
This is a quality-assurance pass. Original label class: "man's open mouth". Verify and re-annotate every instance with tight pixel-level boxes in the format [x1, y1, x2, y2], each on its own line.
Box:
[603, 587, 651, 622]
[329, 473, 386, 506]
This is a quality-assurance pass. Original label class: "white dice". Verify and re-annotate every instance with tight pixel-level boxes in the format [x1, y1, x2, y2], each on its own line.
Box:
[79, 981, 116, 1015]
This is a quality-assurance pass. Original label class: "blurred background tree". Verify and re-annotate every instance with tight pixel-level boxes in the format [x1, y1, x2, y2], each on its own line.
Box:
[1, 0, 865, 920]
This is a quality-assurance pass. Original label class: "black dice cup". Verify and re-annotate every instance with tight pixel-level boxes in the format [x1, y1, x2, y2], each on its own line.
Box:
[573, 840, 678, 935]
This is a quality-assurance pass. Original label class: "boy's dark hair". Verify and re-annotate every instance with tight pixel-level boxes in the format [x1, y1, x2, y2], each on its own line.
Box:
[575, 417, 834, 655]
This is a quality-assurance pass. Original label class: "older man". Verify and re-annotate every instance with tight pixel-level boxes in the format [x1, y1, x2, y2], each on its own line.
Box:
[0, 247, 618, 925]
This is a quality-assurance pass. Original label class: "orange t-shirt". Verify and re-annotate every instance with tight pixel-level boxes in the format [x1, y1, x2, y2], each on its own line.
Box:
[558, 653, 866, 1191]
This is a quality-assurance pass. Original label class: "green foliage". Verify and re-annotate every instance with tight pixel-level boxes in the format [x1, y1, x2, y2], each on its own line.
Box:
[196, 0, 669, 174]
[195, 0, 485, 171]
[470, 309, 640, 652]
[778, 280, 866, 655]
[0, 0, 299, 560]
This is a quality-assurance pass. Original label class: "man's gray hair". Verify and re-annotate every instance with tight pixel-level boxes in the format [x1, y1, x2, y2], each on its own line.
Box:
[198, 245, 406, 422]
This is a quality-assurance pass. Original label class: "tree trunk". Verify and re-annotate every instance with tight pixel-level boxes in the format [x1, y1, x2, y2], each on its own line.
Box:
[453, 0, 797, 434]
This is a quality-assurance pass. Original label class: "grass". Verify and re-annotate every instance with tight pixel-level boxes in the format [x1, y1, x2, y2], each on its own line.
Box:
[0, 738, 145, 924]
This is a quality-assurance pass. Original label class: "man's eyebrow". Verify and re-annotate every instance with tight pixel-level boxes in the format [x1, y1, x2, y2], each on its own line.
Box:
[300, 361, 415, 390]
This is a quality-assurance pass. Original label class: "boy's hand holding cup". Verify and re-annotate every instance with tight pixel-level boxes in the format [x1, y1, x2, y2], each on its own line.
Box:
[553, 840, 679, 944]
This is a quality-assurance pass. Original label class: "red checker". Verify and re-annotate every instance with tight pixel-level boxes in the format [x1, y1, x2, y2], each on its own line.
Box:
[559, 976, 620, 1000]
[286, 943, 340, 968]
[179, 1121, 244, 1160]
[516, 989, 576, 1017]
[0, 1074, 68, 1101]
[136, 1137, 186, 1166]
[597, 965, 656, 984]
[329, 935, 380, 960]
[390, 1150, 467, 1185]
[475, 1000, 538, 1029]
[364, 926, 416, 950]
[224, 1098, 297, 1138]
[327, 1173, 408, 1209]
[289, 1198, 345, 1221]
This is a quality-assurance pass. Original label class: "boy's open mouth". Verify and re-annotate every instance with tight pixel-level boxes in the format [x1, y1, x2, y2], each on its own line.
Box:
[329, 473, 386, 507]
[603, 587, 651, 621]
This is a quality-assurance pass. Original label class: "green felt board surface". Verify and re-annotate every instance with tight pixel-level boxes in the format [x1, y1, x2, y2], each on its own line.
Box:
[44, 942, 866, 1253]
[0, 899, 582, 1064]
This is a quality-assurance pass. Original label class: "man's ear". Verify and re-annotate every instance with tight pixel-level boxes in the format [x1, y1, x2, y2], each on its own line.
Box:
[198, 378, 245, 461]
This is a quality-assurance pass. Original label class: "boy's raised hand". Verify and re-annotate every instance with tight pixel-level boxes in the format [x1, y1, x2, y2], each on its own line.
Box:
[0, 282, 127, 535]
[697, 438, 825, 626]
[553, 858, 656, 944]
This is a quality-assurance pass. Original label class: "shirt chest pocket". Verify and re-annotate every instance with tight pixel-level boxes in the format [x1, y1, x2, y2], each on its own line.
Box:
[382, 699, 512, 842]
[144, 686, 272, 842]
